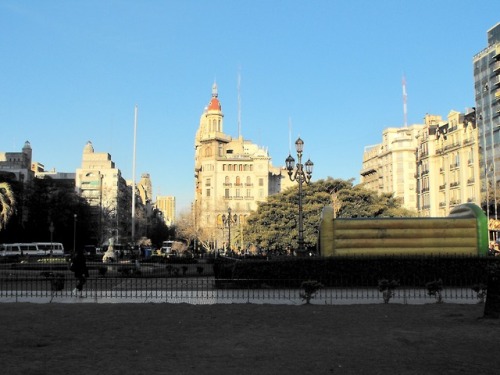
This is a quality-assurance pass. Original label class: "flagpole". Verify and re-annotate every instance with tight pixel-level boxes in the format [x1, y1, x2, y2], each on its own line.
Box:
[131, 105, 138, 245]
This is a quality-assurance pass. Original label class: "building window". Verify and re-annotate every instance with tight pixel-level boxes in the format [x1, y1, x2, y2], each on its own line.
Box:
[206, 189, 211, 197]
[206, 178, 211, 187]
[225, 189, 230, 198]
[259, 178, 264, 187]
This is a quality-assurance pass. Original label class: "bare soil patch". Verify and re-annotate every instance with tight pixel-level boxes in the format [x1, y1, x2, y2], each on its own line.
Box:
[0, 302, 499, 375]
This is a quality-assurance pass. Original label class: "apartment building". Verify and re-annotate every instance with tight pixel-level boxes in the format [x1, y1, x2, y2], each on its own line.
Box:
[155, 195, 175, 226]
[473, 22, 500, 222]
[75, 141, 130, 244]
[416, 111, 481, 217]
[360, 124, 423, 211]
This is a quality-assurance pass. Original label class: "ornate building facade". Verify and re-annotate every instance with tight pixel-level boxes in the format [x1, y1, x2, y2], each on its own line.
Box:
[415, 111, 481, 217]
[193, 83, 285, 250]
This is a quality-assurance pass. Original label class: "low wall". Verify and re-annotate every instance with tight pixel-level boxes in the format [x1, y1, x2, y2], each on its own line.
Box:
[319, 203, 488, 257]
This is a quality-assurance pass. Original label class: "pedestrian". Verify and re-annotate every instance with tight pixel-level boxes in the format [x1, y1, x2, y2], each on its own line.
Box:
[70, 248, 89, 296]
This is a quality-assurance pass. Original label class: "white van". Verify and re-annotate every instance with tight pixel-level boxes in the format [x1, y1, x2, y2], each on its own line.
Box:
[35, 242, 65, 256]
[0, 242, 65, 257]
[0, 243, 37, 256]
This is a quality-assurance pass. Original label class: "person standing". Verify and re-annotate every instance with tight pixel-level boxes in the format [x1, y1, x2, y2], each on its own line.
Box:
[71, 248, 89, 296]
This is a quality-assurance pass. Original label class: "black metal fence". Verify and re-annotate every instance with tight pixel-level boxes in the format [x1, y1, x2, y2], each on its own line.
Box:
[0, 258, 491, 304]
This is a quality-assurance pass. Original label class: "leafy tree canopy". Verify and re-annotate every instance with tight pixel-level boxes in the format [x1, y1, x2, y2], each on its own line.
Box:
[243, 177, 416, 251]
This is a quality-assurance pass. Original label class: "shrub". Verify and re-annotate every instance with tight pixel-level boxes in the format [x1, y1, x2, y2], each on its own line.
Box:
[472, 283, 487, 304]
[378, 279, 399, 303]
[426, 279, 443, 303]
[300, 280, 323, 304]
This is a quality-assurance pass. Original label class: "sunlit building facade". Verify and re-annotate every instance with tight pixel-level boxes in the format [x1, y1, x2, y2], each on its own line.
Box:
[155, 195, 175, 226]
[193, 83, 286, 249]
[360, 124, 423, 211]
[415, 111, 481, 217]
[75, 141, 129, 244]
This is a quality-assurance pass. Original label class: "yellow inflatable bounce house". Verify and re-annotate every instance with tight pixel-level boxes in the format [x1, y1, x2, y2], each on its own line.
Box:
[318, 203, 488, 257]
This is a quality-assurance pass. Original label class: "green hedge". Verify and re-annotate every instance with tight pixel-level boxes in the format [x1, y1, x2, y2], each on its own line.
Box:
[214, 256, 496, 288]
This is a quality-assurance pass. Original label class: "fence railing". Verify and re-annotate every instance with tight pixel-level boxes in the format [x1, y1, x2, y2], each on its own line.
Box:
[0, 260, 489, 305]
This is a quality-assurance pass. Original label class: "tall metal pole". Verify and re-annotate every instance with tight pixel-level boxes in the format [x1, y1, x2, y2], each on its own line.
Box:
[99, 172, 103, 246]
[73, 214, 77, 256]
[131, 105, 138, 245]
[227, 207, 232, 252]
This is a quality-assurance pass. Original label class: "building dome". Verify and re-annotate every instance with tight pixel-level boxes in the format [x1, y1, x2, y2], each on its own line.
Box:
[207, 82, 221, 111]
[83, 141, 94, 154]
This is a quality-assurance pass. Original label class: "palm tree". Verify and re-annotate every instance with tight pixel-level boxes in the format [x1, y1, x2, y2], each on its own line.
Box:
[0, 182, 16, 231]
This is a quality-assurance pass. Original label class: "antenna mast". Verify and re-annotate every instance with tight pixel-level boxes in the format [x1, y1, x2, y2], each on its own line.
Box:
[237, 68, 242, 139]
[402, 74, 408, 127]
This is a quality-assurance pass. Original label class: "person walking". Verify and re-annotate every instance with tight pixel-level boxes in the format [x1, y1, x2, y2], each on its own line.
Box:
[71, 248, 89, 296]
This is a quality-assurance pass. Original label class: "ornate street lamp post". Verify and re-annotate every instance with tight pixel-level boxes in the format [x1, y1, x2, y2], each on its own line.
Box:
[222, 207, 238, 254]
[73, 214, 77, 256]
[285, 137, 314, 255]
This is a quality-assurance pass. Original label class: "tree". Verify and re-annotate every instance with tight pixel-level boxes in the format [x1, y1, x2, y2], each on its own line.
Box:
[244, 177, 416, 251]
[174, 208, 223, 253]
[0, 182, 16, 231]
[11, 177, 94, 251]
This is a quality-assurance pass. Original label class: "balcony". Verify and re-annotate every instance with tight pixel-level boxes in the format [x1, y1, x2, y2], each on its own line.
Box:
[494, 61, 500, 73]
[450, 181, 460, 188]
[439, 184, 446, 190]
[444, 142, 461, 151]
[494, 46, 500, 60]
[467, 178, 475, 184]
[223, 183, 232, 187]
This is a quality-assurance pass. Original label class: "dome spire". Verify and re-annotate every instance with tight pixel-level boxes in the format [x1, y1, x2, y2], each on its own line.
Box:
[212, 81, 218, 98]
[207, 82, 222, 111]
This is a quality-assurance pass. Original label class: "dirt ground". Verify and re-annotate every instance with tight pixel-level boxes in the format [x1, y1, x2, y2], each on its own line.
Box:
[0, 302, 499, 375]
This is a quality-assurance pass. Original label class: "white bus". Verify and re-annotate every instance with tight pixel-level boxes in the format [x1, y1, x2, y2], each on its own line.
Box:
[34, 242, 65, 256]
[0, 242, 65, 257]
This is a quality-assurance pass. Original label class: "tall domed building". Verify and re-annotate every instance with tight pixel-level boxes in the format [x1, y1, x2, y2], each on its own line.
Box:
[75, 141, 129, 244]
[194, 83, 286, 251]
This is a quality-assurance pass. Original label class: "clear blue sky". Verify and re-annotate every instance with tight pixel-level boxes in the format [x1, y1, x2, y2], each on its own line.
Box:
[1, 1, 499, 213]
